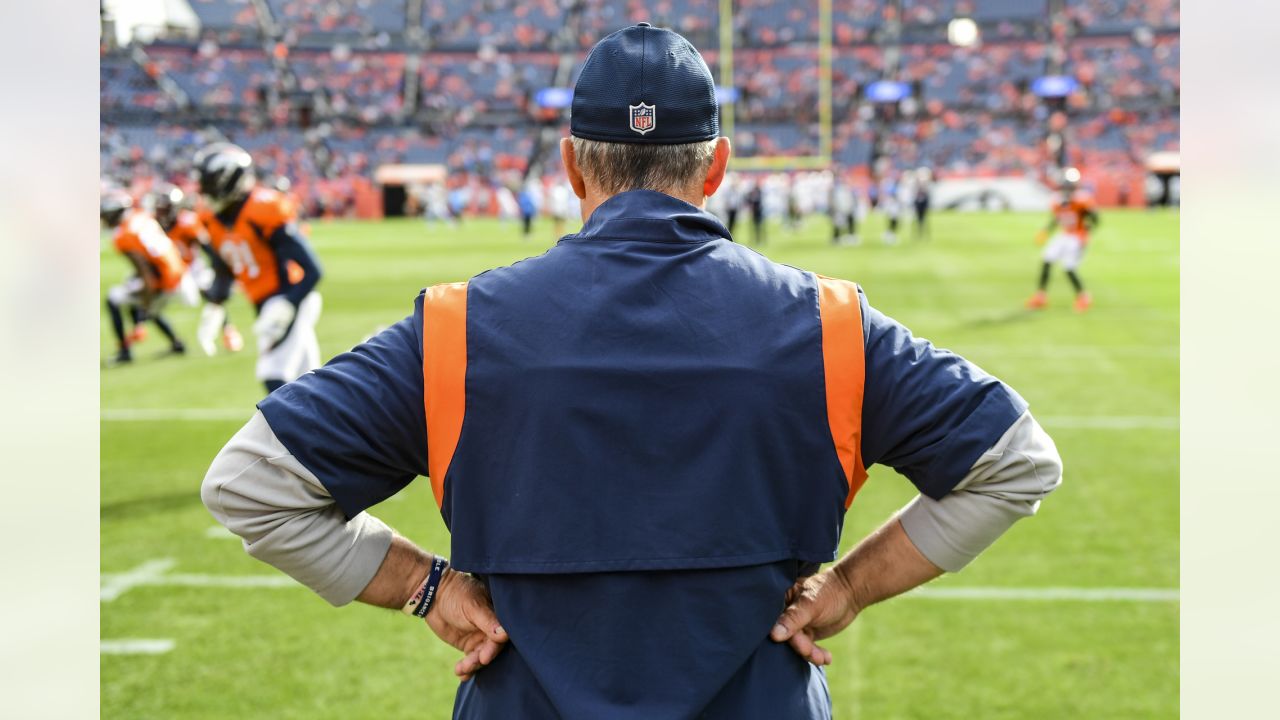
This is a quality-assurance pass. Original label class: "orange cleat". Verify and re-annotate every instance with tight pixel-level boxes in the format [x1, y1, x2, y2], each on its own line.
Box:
[126, 325, 148, 346]
[1074, 292, 1092, 313]
[223, 325, 245, 353]
[1026, 290, 1048, 310]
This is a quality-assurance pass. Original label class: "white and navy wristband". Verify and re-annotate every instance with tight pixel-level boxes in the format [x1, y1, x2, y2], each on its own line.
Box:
[402, 556, 448, 619]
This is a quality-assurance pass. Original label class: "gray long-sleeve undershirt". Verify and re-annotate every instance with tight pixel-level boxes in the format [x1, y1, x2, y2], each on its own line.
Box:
[202, 410, 1061, 605]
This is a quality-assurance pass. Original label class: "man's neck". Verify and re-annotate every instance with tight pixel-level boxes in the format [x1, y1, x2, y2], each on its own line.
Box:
[580, 187, 705, 223]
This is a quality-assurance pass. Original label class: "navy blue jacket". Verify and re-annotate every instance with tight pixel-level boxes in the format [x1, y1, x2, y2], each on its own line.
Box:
[260, 190, 1026, 719]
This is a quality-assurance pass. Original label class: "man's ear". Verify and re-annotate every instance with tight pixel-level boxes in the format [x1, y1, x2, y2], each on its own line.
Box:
[702, 137, 733, 198]
[560, 138, 588, 200]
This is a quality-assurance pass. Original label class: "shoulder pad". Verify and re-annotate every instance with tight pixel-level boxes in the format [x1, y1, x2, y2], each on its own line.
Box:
[244, 187, 295, 228]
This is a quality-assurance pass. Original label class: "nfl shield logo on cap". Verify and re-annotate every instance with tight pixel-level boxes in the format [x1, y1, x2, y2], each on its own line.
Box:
[629, 103, 656, 135]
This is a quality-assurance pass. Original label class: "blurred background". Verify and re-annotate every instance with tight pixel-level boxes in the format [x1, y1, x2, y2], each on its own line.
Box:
[100, 0, 1178, 220]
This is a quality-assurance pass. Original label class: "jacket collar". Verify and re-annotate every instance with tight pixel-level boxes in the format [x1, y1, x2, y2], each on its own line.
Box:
[566, 190, 732, 244]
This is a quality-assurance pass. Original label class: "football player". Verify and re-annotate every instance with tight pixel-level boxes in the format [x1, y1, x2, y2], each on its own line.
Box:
[193, 143, 323, 394]
[1027, 168, 1098, 313]
[878, 173, 901, 245]
[151, 184, 245, 356]
[102, 189, 199, 365]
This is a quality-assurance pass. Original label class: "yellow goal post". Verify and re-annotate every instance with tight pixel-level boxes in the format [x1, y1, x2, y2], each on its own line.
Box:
[718, 0, 833, 171]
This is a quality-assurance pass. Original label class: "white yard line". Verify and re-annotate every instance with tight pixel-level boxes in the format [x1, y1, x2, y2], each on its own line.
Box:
[1038, 415, 1178, 430]
[102, 559, 1177, 604]
[101, 639, 175, 655]
[161, 574, 298, 589]
[100, 558, 177, 602]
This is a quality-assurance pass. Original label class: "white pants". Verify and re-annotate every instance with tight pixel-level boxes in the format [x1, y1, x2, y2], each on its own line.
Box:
[1042, 232, 1086, 271]
[189, 254, 215, 293]
[108, 272, 200, 312]
[256, 292, 322, 382]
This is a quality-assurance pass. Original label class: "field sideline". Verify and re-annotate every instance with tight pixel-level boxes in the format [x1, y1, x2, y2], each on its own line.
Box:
[101, 209, 1179, 718]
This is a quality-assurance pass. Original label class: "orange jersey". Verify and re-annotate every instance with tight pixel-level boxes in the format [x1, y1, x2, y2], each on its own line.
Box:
[113, 210, 187, 292]
[202, 188, 307, 304]
[166, 209, 206, 265]
[1053, 193, 1097, 242]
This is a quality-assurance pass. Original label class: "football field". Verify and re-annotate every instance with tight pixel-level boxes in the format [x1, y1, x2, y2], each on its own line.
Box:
[101, 209, 1179, 718]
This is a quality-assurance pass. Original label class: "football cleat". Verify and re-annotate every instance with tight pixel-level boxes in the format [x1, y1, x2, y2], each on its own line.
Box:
[126, 325, 148, 346]
[1026, 290, 1048, 309]
[1074, 292, 1092, 313]
[106, 348, 133, 367]
[223, 325, 245, 353]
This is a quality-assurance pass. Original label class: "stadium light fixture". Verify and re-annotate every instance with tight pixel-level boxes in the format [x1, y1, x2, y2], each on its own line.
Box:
[947, 18, 980, 47]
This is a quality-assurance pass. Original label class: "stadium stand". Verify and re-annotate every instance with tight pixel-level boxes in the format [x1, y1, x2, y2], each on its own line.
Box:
[101, 0, 1178, 215]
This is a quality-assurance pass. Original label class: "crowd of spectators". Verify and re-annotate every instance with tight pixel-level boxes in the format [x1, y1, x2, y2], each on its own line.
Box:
[423, 0, 573, 52]
[286, 49, 407, 121]
[148, 44, 276, 108]
[186, 0, 262, 44]
[102, 0, 1178, 214]
[1070, 35, 1179, 108]
[420, 52, 557, 117]
[268, 0, 406, 39]
[1064, 0, 1180, 34]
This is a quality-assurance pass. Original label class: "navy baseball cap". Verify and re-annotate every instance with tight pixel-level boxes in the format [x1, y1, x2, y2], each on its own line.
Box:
[571, 23, 720, 144]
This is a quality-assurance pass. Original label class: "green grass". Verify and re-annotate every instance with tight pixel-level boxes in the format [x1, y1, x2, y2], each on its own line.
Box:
[101, 209, 1179, 718]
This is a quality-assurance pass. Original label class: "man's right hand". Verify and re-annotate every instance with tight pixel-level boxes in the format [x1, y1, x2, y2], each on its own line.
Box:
[770, 518, 945, 667]
[427, 570, 510, 681]
[770, 570, 859, 667]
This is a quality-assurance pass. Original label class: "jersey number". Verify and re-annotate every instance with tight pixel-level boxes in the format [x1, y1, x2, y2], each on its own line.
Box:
[220, 239, 261, 279]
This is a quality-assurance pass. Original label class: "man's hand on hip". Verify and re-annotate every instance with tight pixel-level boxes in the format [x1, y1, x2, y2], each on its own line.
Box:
[354, 535, 509, 681]
[770, 570, 858, 667]
[770, 518, 944, 667]
[427, 570, 510, 681]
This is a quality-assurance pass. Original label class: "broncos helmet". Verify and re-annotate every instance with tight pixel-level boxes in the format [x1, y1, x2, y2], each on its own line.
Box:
[193, 142, 255, 213]
[100, 189, 133, 228]
[150, 183, 185, 229]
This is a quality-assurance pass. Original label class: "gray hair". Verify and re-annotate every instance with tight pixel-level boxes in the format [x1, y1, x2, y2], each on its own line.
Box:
[571, 136, 718, 197]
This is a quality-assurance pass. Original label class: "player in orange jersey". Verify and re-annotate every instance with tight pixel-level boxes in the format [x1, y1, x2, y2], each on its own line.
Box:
[102, 189, 199, 365]
[193, 143, 324, 394]
[151, 184, 245, 356]
[1027, 168, 1099, 313]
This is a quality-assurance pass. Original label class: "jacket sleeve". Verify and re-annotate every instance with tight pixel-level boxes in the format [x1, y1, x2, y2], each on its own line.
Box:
[202, 297, 430, 604]
[858, 289, 1030, 499]
[256, 296, 429, 519]
[201, 411, 394, 606]
[896, 410, 1063, 572]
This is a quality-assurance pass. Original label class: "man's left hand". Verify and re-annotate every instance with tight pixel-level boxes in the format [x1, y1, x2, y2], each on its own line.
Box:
[427, 570, 510, 681]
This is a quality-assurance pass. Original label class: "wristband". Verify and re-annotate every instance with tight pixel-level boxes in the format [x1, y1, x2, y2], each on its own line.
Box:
[402, 556, 448, 619]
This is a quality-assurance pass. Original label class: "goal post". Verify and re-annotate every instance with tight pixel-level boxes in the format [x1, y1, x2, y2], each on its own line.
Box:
[718, 0, 833, 171]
